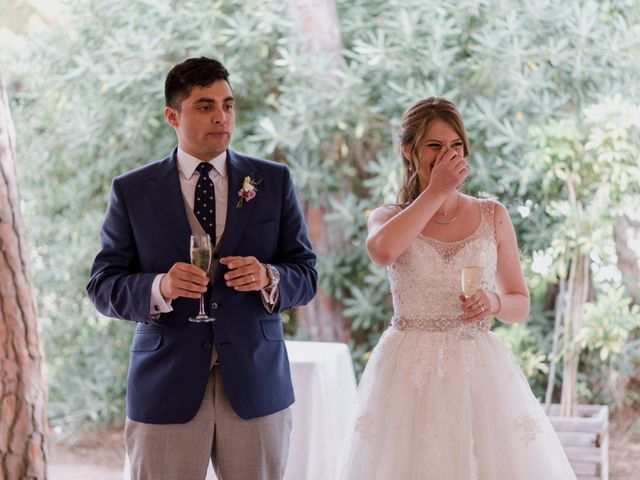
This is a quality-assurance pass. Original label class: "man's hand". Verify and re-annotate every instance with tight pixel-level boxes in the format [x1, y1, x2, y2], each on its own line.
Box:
[160, 262, 209, 300]
[220, 256, 269, 291]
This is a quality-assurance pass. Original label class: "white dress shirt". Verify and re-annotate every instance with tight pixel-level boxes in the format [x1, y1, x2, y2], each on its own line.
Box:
[150, 147, 277, 315]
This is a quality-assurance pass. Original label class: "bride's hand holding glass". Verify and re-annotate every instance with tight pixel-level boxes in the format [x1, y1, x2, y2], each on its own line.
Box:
[459, 266, 493, 323]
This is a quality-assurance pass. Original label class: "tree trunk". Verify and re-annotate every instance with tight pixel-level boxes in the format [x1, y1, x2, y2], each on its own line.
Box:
[545, 275, 565, 412]
[0, 74, 48, 479]
[296, 205, 345, 341]
[287, 0, 346, 341]
[559, 250, 589, 417]
[286, 0, 342, 57]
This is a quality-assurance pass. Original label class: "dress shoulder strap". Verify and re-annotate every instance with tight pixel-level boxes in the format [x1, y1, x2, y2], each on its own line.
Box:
[479, 198, 498, 243]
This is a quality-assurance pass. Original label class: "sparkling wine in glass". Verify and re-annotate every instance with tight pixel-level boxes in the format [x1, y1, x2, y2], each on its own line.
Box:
[190, 234, 214, 322]
[461, 266, 484, 298]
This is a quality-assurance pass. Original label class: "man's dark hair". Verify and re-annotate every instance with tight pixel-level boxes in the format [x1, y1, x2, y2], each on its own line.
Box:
[164, 57, 231, 110]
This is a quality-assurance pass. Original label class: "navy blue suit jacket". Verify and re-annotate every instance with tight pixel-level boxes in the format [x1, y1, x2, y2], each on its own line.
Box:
[87, 148, 317, 422]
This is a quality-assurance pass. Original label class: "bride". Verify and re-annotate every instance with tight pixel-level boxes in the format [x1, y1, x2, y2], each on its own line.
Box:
[338, 97, 576, 479]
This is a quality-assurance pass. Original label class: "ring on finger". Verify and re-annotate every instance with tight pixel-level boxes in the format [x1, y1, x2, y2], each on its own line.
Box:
[480, 305, 485, 313]
[250, 274, 255, 283]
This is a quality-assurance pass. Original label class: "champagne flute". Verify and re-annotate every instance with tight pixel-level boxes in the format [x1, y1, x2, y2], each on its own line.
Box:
[189, 234, 214, 322]
[461, 266, 484, 298]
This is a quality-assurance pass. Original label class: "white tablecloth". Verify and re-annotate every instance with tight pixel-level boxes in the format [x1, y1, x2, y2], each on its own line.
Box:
[284, 340, 357, 479]
[124, 340, 357, 479]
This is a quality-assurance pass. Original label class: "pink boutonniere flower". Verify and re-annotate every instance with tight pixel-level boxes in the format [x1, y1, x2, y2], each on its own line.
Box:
[236, 176, 262, 208]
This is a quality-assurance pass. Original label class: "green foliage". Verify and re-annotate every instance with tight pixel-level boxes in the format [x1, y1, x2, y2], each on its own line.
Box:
[580, 285, 640, 407]
[6, 0, 296, 436]
[580, 283, 639, 358]
[309, 0, 640, 393]
[5, 0, 640, 435]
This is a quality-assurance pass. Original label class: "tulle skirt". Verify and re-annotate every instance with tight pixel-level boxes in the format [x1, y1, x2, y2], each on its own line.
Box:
[338, 326, 576, 480]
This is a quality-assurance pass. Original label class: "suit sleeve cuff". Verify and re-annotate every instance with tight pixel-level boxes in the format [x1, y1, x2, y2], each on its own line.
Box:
[150, 274, 173, 316]
[260, 285, 280, 314]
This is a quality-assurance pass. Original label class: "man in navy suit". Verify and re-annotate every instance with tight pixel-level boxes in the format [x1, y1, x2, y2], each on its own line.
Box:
[87, 57, 317, 479]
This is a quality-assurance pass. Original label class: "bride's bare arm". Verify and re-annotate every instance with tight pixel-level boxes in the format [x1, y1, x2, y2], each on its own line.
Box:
[491, 201, 530, 323]
[367, 148, 467, 266]
[366, 188, 448, 266]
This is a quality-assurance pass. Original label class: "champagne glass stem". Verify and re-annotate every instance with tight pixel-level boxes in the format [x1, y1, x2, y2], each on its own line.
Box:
[199, 293, 206, 316]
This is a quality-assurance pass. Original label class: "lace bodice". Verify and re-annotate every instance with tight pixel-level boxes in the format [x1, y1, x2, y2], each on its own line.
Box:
[388, 199, 498, 331]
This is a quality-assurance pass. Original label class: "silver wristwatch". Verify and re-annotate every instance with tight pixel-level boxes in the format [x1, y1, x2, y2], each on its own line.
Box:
[264, 263, 280, 288]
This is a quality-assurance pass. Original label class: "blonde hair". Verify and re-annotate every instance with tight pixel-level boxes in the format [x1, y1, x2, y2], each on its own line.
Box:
[397, 97, 469, 206]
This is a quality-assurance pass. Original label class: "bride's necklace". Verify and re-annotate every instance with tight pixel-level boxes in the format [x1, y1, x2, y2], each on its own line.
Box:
[433, 194, 461, 225]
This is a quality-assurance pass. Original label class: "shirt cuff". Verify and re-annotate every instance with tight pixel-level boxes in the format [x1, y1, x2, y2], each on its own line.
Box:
[260, 285, 280, 314]
[150, 274, 173, 316]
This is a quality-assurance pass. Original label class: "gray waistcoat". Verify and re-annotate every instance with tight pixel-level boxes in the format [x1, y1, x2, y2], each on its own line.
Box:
[182, 193, 222, 282]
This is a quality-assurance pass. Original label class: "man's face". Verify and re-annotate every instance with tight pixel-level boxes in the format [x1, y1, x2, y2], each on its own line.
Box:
[164, 80, 235, 160]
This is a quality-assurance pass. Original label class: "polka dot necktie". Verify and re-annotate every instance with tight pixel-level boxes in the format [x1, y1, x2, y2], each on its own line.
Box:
[194, 162, 216, 240]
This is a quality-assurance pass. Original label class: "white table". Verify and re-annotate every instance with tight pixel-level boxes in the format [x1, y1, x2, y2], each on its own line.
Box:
[123, 340, 357, 479]
[284, 340, 357, 479]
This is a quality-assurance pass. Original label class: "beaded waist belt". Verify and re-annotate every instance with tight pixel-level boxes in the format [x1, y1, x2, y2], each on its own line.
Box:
[391, 315, 491, 333]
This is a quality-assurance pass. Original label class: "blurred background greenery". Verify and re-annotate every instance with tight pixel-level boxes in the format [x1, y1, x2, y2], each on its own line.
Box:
[1, 0, 639, 438]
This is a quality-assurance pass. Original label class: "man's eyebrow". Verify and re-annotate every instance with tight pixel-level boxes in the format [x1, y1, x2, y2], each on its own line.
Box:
[193, 96, 235, 104]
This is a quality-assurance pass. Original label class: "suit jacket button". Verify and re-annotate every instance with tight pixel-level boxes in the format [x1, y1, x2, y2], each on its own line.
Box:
[211, 302, 218, 309]
[213, 253, 219, 260]
[202, 342, 212, 350]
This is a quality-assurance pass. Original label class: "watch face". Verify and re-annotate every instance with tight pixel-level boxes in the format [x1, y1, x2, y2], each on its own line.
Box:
[268, 264, 280, 284]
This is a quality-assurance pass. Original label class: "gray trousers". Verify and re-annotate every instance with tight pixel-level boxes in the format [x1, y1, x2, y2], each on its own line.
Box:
[125, 367, 292, 480]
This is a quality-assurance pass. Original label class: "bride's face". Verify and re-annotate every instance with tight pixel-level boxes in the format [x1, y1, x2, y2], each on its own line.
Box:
[414, 119, 465, 189]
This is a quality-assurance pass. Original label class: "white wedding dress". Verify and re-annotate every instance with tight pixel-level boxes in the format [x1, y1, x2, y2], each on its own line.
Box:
[338, 199, 576, 480]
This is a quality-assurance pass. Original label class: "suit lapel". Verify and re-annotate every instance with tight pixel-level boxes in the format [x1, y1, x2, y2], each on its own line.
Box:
[218, 149, 259, 259]
[148, 149, 191, 262]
